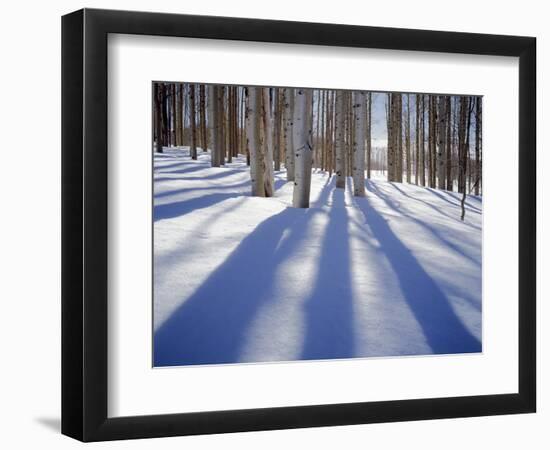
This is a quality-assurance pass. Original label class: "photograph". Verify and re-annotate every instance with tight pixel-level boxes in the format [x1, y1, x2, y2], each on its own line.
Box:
[152, 82, 483, 367]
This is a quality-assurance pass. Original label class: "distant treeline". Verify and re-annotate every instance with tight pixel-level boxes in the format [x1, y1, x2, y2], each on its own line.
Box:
[153, 83, 482, 207]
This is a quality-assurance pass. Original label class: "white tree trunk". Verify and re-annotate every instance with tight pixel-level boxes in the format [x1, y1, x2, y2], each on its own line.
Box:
[437, 95, 446, 189]
[246, 87, 265, 197]
[207, 85, 219, 167]
[283, 88, 295, 181]
[216, 86, 225, 166]
[352, 91, 366, 197]
[335, 90, 346, 189]
[262, 88, 275, 197]
[189, 84, 198, 160]
[366, 92, 372, 179]
[292, 88, 313, 208]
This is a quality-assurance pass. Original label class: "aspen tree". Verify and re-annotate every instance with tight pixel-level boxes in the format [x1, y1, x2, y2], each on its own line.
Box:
[234, 87, 239, 158]
[208, 85, 219, 167]
[313, 90, 319, 169]
[352, 91, 366, 196]
[460, 97, 474, 219]
[327, 91, 334, 176]
[227, 87, 234, 163]
[446, 96, 453, 191]
[179, 84, 185, 146]
[420, 94, 426, 186]
[164, 84, 170, 146]
[320, 90, 326, 171]
[189, 84, 198, 160]
[171, 83, 176, 146]
[292, 88, 313, 207]
[335, 90, 346, 188]
[349, 92, 354, 177]
[216, 86, 226, 166]
[437, 95, 446, 189]
[465, 98, 472, 185]
[366, 92, 372, 179]
[246, 87, 265, 196]
[199, 85, 207, 152]
[273, 88, 281, 171]
[405, 94, 411, 183]
[283, 88, 295, 181]
[154, 83, 164, 153]
[428, 95, 435, 187]
[325, 90, 333, 176]
[175, 84, 182, 146]
[262, 88, 275, 197]
[231, 86, 238, 160]
[474, 97, 482, 195]
[396, 93, 403, 183]
[415, 94, 420, 185]
[457, 96, 471, 194]
[386, 94, 394, 181]
[431, 96, 438, 187]
[457, 96, 465, 194]
[240, 87, 246, 156]
[230, 87, 235, 161]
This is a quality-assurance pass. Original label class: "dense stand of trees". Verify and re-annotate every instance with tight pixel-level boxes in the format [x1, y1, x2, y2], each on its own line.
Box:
[153, 83, 482, 214]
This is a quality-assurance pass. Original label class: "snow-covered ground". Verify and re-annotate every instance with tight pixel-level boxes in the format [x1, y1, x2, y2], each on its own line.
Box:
[153, 147, 482, 367]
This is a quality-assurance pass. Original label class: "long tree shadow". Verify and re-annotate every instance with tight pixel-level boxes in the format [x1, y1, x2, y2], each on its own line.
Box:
[353, 194, 481, 355]
[181, 168, 244, 179]
[425, 188, 482, 214]
[154, 193, 242, 222]
[388, 183, 481, 230]
[154, 170, 242, 185]
[154, 198, 248, 291]
[154, 181, 334, 366]
[300, 188, 355, 360]
[366, 181, 479, 266]
[154, 180, 251, 200]
[154, 179, 289, 222]
[155, 161, 207, 173]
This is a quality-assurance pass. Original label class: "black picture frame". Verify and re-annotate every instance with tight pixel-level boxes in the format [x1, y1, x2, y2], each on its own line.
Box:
[61, 8, 536, 442]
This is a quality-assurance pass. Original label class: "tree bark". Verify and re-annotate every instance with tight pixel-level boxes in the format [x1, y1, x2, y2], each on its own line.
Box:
[153, 83, 164, 153]
[475, 97, 482, 195]
[227, 87, 234, 163]
[170, 84, 177, 146]
[352, 91, 366, 196]
[262, 88, 275, 197]
[415, 94, 420, 185]
[292, 88, 313, 207]
[396, 93, 403, 182]
[283, 88, 295, 181]
[428, 95, 435, 188]
[446, 96, 453, 191]
[405, 94, 411, 183]
[420, 94, 425, 186]
[387, 93, 395, 181]
[335, 90, 346, 188]
[199, 85, 207, 152]
[246, 87, 265, 196]
[175, 84, 182, 147]
[457, 96, 472, 194]
[366, 92, 372, 179]
[189, 84, 198, 160]
[208, 85, 219, 167]
[273, 88, 281, 171]
[216, 86, 225, 166]
[437, 95, 446, 189]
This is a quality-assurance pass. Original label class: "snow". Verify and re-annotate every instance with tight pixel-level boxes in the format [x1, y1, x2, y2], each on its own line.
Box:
[153, 147, 482, 367]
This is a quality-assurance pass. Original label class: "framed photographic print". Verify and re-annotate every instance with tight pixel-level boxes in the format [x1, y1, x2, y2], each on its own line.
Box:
[61, 8, 536, 442]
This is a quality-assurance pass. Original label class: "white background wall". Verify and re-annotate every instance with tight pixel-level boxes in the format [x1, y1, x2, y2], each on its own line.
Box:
[0, 1, 546, 448]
